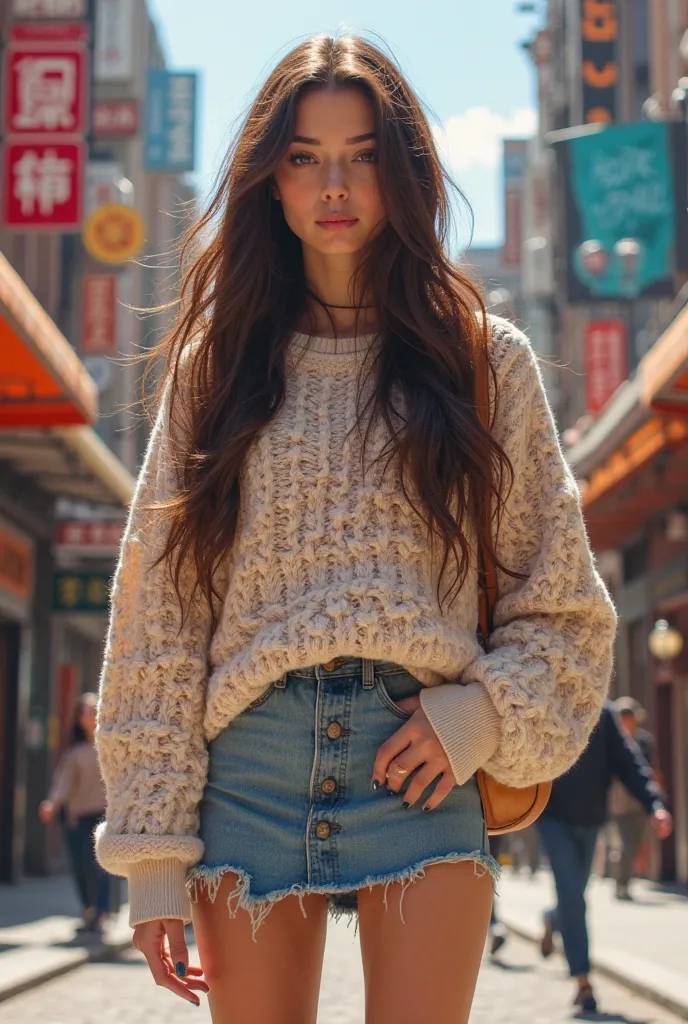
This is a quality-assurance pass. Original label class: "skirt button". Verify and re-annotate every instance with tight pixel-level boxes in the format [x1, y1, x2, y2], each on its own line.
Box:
[322, 660, 336, 672]
[316, 822, 332, 839]
[321, 777, 337, 795]
[327, 722, 342, 740]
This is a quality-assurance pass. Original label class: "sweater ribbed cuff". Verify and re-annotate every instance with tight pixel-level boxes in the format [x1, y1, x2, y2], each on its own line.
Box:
[127, 858, 192, 927]
[420, 682, 502, 785]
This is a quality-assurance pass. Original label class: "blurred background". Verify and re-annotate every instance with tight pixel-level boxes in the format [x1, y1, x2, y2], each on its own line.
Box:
[1, 2, 688, 1021]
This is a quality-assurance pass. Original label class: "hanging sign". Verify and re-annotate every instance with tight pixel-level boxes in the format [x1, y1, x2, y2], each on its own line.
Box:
[92, 98, 138, 135]
[580, 0, 619, 124]
[585, 319, 627, 414]
[81, 273, 118, 351]
[3, 139, 85, 228]
[144, 69, 197, 172]
[53, 570, 111, 611]
[4, 44, 89, 135]
[82, 203, 144, 263]
[94, 0, 135, 81]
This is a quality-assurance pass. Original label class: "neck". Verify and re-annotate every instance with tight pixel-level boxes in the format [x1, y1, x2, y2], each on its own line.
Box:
[300, 245, 378, 337]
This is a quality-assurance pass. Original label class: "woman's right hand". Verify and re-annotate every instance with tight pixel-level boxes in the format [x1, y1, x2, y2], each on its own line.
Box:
[133, 919, 208, 1006]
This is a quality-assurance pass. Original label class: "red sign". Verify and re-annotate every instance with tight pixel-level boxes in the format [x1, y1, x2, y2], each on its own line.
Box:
[5, 45, 89, 135]
[585, 319, 627, 414]
[92, 98, 138, 135]
[3, 139, 85, 228]
[55, 520, 124, 550]
[82, 273, 118, 352]
[10, 22, 90, 43]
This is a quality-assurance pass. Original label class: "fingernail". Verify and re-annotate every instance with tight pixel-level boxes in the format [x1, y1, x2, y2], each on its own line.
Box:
[402, 801, 410, 810]
[371, 779, 380, 790]
[175, 962, 186, 978]
[386, 787, 396, 795]
[422, 805, 431, 811]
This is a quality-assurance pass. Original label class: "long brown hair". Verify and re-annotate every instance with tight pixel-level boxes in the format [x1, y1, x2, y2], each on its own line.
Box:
[149, 34, 518, 622]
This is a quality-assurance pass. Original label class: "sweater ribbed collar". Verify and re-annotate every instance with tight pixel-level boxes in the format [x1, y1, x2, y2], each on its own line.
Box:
[290, 331, 378, 358]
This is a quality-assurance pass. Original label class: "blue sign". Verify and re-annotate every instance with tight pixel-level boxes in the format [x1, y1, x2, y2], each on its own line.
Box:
[562, 122, 678, 301]
[144, 70, 197, 172]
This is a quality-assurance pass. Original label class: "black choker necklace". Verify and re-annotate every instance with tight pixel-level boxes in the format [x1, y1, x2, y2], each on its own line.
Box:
[306, 288, 375, 310]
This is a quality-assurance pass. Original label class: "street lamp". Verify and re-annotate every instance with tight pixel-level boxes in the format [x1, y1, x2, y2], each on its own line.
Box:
[648, 619, 684, 661]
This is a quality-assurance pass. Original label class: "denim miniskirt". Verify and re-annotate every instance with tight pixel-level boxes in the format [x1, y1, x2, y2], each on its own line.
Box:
[187, 657, 498, 934]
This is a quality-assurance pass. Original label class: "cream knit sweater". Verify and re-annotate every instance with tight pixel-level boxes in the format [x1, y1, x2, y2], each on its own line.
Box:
[95, 316, 616, 926]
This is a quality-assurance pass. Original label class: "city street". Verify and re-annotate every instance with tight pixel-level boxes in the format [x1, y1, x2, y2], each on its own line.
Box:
[0, 921, 683, 1024]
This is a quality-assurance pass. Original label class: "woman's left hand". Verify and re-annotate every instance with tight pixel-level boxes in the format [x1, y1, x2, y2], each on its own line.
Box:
[372, 695, 457, 810]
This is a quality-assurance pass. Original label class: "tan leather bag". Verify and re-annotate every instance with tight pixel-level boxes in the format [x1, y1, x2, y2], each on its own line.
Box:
[473, 339, 551, 836]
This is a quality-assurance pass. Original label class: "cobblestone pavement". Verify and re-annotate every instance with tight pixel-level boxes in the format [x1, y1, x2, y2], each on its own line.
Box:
[0, 922, 682, 1023]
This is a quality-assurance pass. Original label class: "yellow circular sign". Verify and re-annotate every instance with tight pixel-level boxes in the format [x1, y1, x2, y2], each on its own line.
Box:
[82, 204, 145, 264]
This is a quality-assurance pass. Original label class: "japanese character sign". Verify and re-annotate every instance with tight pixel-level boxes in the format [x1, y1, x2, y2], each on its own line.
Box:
[6, 48, 88, 134]
[3, 140, 84, 228]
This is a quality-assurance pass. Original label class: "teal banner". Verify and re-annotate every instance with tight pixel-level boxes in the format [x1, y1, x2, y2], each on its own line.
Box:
[563, 122, 678, 301]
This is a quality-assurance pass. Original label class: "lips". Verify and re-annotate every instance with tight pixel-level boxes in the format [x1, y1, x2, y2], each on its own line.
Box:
[316, 214, 359, 230]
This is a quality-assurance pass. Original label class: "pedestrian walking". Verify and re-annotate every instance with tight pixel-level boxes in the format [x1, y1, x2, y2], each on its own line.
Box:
[610, 696, 657, 899]
[38, 692, 111, 937]
[93, 34, 616, 1023]
[538, 701, 672, 1015]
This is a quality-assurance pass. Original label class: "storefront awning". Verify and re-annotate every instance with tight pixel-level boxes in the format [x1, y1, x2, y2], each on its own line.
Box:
[0, 424, 134, 506]
[640, 299, 688, 415]
[568, 300, 688, 549]
[0, 252, 98, 428]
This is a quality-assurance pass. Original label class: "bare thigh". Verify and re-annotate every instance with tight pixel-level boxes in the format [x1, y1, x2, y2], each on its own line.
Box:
[358, 860, 493, 1024]
[192, 872, 329, 1024]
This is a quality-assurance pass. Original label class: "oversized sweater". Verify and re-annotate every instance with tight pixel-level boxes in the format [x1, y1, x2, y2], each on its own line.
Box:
[95, 316, 617, 926]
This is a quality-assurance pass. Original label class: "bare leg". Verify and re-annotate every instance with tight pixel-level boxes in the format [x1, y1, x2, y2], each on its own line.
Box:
[358, 861, 493, 1024]
[192, 872, 329, 1024]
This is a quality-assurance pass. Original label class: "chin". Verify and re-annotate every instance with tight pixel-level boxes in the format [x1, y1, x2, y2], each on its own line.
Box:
[307, 232, 369, 256]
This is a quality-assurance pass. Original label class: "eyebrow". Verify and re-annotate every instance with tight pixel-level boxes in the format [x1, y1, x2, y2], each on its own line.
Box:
[291, 132, 377, 145]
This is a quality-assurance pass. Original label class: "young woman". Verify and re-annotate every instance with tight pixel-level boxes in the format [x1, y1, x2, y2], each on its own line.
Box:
[95, 34, 616, 1023]
[40, 692, 111, 936]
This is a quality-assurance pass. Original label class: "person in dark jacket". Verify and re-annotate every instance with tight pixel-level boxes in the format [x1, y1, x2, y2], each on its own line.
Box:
[537, 701, 673, 1014]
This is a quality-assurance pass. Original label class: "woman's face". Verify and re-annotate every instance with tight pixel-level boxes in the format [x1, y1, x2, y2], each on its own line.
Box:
[272, 86, 386, 257]
[79, 703, 96, 736]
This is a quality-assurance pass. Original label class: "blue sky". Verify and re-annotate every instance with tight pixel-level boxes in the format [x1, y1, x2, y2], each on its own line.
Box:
[146, 0, 540, 246]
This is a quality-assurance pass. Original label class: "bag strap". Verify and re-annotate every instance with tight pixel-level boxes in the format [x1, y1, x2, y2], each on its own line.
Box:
[474, 329, 498, 641]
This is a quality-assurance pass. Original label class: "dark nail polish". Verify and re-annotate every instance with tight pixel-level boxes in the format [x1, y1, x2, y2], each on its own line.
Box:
[387, 787, 396, 795]
[371, 779, 380, 790]
[175, 962, 186, 978]
[402, 801, 410, 809]
[422, 805, 431, 811]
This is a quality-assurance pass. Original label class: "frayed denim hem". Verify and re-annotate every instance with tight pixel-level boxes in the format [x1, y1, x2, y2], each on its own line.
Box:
[186, 851, 500, 940]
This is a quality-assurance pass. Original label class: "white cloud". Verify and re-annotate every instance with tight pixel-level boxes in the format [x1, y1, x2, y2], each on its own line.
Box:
[433, 107, 538, 172]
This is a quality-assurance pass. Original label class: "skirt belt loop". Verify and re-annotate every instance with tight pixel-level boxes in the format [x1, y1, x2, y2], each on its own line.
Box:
[274, 672, 288, 689]
[362, 658, 375, 689]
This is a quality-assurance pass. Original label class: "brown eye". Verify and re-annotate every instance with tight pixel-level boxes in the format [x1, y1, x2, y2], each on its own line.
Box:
[355, 150, 378, 163]
[289, 152, 314, 166]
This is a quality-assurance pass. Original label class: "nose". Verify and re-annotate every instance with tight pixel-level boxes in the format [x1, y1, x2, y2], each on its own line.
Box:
[321, 162, 349, 202]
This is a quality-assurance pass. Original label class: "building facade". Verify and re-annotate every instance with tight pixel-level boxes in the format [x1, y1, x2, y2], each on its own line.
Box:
[518, 0, 688, 883]
[0, 0, 198, 880]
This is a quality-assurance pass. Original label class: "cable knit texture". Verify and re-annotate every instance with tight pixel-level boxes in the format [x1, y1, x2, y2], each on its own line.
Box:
[95, 316, 616, 925]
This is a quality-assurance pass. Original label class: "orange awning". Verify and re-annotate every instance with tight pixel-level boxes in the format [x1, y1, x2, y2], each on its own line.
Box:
[0, 252, 98, 428]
